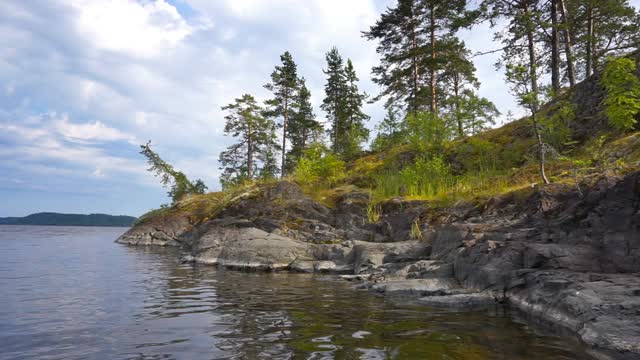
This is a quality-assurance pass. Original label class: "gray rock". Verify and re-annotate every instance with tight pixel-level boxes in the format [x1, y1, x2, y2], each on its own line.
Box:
[419, 293, 498, 308]
[368, 278, 461, 296]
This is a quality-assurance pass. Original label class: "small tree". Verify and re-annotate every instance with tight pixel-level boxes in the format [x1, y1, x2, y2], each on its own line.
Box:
[601, 57, 640, 131]
[505, 63, 551, 184]
[405, 111, 450, 153]
[140, 141, 207, 203]
[372, 106, 404, 151]
[443, 89, 499, 136]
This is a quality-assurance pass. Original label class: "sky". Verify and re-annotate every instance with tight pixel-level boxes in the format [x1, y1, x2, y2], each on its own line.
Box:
[1, 0, 638, 217]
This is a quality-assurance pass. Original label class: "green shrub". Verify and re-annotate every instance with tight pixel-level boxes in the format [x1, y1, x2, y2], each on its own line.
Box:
[400, 156, 452, 197]
[294, 143, 346, 186]
[601, 57, 640, 131]
[455, 138, 499, 172]
[540, 100, 575, 150]
[405, 112, 450, 153]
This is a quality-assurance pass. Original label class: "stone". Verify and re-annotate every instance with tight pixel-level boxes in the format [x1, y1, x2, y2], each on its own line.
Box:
[117, 172, 640, 358]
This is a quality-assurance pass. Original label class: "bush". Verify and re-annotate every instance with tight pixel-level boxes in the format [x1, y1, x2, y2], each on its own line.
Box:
[294, 143, 346, 186]
[601, 57, 640, 131]
[400, 156, 452, 197]
[405, 112, 450, 153]
[455, 138, 499, 172]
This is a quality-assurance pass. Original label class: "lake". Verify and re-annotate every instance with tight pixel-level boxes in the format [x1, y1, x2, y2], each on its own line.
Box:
[0, 225, 593, 359]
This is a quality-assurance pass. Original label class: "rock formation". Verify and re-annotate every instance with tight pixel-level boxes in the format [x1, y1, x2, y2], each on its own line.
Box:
[118, 172, 640, 359]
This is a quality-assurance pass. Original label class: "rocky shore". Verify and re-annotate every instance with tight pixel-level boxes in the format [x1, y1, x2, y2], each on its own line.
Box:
[118, 172, 640, 359]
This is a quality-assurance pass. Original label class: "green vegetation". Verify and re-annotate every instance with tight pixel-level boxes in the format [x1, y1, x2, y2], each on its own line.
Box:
[601, 57, 640, 130]
[140, 142, 207, 203]
[137, 0, 640, 217]
[322, 48, 370, 159]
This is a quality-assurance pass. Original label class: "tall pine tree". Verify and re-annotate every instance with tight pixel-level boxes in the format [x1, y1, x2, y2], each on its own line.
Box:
[364, 0, 473, 116]
[287, 77, 322, 172]
[342, 59, 370, 158]
[218, 94, 279, 187]
[321, 47, 347, 153]
[574, 0, 639, 78]
[264, 51, 299, 178]
[439, 38, 498, 137]
[363, 0, 427, 116]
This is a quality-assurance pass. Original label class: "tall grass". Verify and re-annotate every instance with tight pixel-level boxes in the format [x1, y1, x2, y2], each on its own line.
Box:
[373, 167, 513, 202]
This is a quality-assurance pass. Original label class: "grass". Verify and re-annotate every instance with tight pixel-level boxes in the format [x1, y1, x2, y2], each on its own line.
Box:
[366, 202, 381, 223]
[135, 181, 264, 226]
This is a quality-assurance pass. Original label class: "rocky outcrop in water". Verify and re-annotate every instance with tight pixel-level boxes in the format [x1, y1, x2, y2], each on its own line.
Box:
[117, 172, 640, 359]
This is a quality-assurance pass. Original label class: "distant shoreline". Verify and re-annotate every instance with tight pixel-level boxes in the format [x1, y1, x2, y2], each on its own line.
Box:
[0, 212, 137, 227]
[0, 224, 132, 228]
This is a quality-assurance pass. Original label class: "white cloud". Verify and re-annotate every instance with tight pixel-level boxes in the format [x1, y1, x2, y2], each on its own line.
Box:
[70, 0, 194, 57]
[0, 113, 145, 179]
[3, 0, 637, 215]
[53, 114, 137, 144]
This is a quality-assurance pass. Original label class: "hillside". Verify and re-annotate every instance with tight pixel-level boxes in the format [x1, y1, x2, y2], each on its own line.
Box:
[0, 212, 137, 227]
[116, 51, 640, 359]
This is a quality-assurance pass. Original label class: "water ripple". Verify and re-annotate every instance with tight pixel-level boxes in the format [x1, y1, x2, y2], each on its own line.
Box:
[0, 225, 594, 360]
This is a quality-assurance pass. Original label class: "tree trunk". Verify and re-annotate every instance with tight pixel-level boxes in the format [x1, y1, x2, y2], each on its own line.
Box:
[585, 4, 593, 77]
[411, 19, 419, 117]
[429, 5, 437, 114]
[247, 124, 253, 179]
[281, 99, 288, 179]
[334, 105, 339, 154]
[550, 0, 561, 94]
[558, 0, 576, 87]
[525, 2, 550, 185]
[454, 74, 463, 138]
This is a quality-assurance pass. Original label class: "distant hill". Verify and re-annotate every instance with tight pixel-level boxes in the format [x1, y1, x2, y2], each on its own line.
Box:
[0, 212, 137, 227]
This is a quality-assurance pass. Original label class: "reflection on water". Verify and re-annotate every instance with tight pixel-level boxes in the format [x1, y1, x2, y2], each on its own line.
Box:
[0, 225, 592, 359]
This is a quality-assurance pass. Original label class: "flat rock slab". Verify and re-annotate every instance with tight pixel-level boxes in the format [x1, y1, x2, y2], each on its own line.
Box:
[369, 278, 461, 296]
[419, 293, 498, 308]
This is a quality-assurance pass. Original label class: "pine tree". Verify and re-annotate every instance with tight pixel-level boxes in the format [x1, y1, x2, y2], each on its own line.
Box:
[218, 94, 279, 187]
[341, 59, 370, 158]
[574, 0, 639, 78]
[140, 141, 207, 203]
[446, 89, 500, 136]
[287, 77, 322, 172]
[364, 0, 473, 116]
[420, 0, 469, 113]
[321, 47, 347, 153]
[372, 106, 404, 151]
[439, 38, 499, 137]
[363, 0, 427, 116]
[264, 51, 299, 178]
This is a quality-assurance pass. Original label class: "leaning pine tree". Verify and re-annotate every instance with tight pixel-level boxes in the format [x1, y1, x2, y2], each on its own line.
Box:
[140, 141, 207, 203]
[218, 94, 279, 188]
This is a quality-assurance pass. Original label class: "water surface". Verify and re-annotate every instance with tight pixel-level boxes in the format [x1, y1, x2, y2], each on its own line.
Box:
[0, 225, 592, 359]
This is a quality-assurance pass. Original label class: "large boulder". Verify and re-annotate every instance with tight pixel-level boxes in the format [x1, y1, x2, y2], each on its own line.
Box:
[116, 212, 190, 246]
[183, 223, 312, 271]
